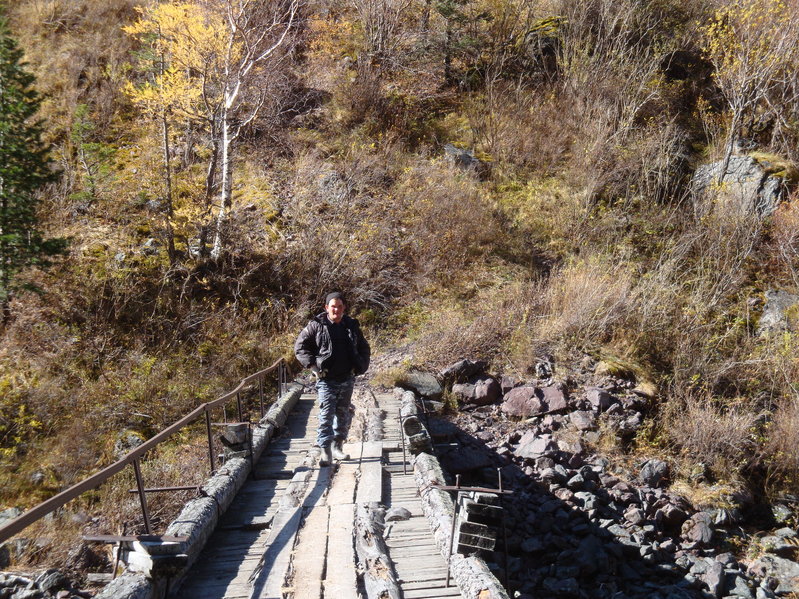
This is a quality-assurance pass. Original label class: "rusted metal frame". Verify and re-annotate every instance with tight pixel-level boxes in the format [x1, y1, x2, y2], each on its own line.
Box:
[445, 474, 463, 587]
[127, 485, 202, 494]
[84, 534, 189, 543]
[0, 358, 286, 544]
[112, 523, 127, 580]
[132, 458, 152, 534]
[428, 482, 513, 495]
[498, 468, 510, 591]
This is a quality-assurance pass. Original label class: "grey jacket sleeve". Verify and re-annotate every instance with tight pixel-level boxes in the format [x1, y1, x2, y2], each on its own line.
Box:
[294, 321, 318, 368]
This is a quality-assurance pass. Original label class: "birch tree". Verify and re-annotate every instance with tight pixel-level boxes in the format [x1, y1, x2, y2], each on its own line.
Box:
[125, 0, 300, 260]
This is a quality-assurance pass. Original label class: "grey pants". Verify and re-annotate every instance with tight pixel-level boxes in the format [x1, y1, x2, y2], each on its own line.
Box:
[315, 376, 354, 447]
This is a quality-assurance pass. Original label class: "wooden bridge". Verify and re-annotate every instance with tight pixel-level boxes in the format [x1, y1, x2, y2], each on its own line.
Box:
[173, 388, 462, 599]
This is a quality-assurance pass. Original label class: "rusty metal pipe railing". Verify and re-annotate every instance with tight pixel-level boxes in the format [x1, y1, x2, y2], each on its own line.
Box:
[0, 357, 289, 545]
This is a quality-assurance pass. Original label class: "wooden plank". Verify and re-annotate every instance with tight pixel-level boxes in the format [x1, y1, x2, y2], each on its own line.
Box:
[355, 441, 383, 505]
[326, 443, 360, 506]
[323, 503, 358, 598]
[249, 507, 302, 599]
[291, 505, 329, 599]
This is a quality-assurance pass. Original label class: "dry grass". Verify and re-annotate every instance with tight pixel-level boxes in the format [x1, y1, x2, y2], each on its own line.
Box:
[664, 392, 760, 477]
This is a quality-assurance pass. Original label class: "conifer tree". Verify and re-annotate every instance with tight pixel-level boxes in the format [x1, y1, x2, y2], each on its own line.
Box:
[0, 17, 65, 318]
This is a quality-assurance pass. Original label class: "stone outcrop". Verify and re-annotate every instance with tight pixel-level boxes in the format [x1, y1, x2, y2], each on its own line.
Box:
[693, 154, 795, 217]
[757, 289, 799, 335]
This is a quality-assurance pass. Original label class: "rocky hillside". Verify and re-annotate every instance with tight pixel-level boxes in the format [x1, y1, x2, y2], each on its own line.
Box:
[396, 358, 799, 598]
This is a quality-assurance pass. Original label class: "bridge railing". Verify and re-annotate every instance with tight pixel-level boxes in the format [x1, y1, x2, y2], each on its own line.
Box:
[0, 357, 291, 545]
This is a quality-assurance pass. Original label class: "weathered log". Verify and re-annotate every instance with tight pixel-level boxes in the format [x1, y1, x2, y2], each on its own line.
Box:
[399, 390, 433, 454]
[413, 454, 509, 599]
[354, 503, 401, 599]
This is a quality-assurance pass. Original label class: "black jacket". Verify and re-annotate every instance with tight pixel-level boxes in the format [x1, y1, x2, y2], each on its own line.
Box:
[294, 313, 370, 376]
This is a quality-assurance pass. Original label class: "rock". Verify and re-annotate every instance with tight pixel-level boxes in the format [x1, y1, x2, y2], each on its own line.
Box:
[701, 561, 725, 599]
[758, 290, 799, 335]
[515, 433, 557, 459]
[451, 383, 476, 403]
[725, 571, 755, 598]
[29, 472, 45, 486]
[34, 570, 67, 594]
[625, 506, 646, 526]
[659, 504, 689, 531]
[540, 383, 569, 411]
[500, 375, 521, 394]
[439, 446, 493, 474]
[586, 387, 616, 411]
[443, 144, 488, 176]
[693, 154, 794, 217]
[574, 491, 599, 511]
[470, 377, 501, 406]
[542, 577, 579, 596]
[570, 410, 596, 431]
[439, 359, 487, 383]
[565, 473, 584, 491]
[113, 430, 145, 459]
[501, 386, 543, 418]
[682, 511, 714, 545]
[539, 466, 568, 484]
[639, 459, 670, 488]
[770, 502, 793, 524]
[141, 237, 159, 255]
[534, 360, 553, 379]
[0, 508, 22, 527]
[385, 507, 412, 521]
[395, 370, 442, 400]
[761, 529, 799, 558]
[520, 537, 544, 553]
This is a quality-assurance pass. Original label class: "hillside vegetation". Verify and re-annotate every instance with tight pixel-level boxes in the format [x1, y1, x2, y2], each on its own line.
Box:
[2, 0, 799, 566]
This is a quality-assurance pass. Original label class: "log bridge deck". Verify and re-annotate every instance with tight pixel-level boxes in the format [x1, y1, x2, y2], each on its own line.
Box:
[173, 390, 462, 599]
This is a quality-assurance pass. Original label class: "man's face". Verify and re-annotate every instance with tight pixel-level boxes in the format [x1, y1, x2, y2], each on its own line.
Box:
[326, 298, 345, 323]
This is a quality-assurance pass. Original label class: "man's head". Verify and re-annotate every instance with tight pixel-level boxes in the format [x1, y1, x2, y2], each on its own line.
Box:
[325, 292, 346, 323]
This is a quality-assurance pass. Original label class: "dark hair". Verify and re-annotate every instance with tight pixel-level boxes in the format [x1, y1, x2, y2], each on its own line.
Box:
[325, 292, 346, 306]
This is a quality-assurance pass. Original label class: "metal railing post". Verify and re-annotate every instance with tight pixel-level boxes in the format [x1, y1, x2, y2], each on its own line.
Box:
[259, 378, 265, 418]
[445, 474, 462, 587]
[205, 408, 215, 474]
[499, 468, 509, 591]
[236, 392, 243, 423]
[131, 458, 152, 535]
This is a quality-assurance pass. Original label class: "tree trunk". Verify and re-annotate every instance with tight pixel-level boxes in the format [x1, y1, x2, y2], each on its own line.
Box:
[211, 112, 233, 261]
[161, 111, 176, 265]
[718, 108, 743, 187]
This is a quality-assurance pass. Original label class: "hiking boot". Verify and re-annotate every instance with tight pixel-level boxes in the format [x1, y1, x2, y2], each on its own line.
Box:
[332, 441, 350, 461]
[320, 444, 333, 467]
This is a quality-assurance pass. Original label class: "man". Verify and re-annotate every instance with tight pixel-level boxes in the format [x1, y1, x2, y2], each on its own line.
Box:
[294, 292, 370, 466]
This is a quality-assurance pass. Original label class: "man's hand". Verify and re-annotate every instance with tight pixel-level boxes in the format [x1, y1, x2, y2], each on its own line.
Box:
[310, 366, 327, 381]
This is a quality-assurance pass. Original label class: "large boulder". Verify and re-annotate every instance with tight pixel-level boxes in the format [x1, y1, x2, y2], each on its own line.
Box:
[540, 383, 569, 411]
[585, 387, 616, 411]
[693, 154, 796, 217]
[501, 386, 544, 418]
[395, 370, 443, 400]
[749, 554, 799, 595]
[440, 359, 488, 384]
[452, 377, 501, 406]
[757, 289, 799, 335]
